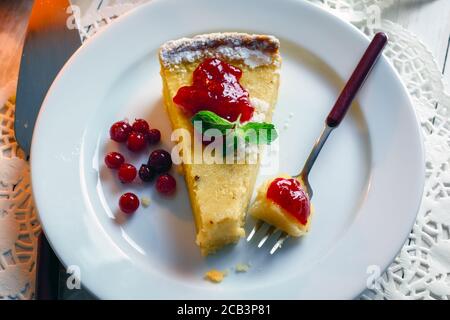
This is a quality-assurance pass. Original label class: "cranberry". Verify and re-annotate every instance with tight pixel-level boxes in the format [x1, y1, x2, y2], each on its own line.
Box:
[156, 174, 176, 195]
[104, 152, 125, 169]
[119, 192, 139, 214]
[126, 132, 146, 152]
[132, 119, 150, 135]
[267, 178, 310, 225]
[110, 121, 132, 142]
[173, 58, 254, 122]
[118, 163, 137, 183]
[139, 164, 155, 182]
[148, 149, 172, 173]
[147, 128, 161, 145]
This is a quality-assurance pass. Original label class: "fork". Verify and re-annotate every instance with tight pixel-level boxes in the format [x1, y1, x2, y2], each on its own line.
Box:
[247, 32, 388, 254]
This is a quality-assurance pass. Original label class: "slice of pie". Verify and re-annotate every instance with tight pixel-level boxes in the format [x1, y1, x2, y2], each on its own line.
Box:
[159, 33, 281, 255]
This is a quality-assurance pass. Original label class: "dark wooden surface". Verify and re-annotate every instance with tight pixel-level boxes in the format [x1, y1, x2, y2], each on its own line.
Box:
[0, 0, 33, 89]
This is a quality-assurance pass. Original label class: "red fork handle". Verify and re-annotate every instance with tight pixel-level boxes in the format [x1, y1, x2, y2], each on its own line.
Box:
[326, 32, 388, 127]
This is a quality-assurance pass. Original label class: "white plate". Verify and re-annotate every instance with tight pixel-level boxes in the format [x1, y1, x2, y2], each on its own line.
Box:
[31, 0, 424, 299]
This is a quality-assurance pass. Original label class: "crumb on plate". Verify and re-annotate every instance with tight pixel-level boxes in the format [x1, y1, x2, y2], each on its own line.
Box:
[235, 263, 250, 273]
[204, 269, 226, 283]
[141, 196, 151, 207]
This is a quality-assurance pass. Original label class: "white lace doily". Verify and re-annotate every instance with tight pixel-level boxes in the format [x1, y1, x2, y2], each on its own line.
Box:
[0, 0, 448, 299]
[0, 83, 38, 300]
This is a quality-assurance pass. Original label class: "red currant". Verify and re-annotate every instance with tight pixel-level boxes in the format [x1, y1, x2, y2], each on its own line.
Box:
[127, 132, 146, 152]
[119, 193, 139, 214]
[147, 129, 161, 145]
[132, 119, 150, 135]
[156, 174, 176, 195]
[110, 121, 132, 142]
[148, 149, 172, 173]
[118, 163, 137, 183]
[104, 152, 125, 169]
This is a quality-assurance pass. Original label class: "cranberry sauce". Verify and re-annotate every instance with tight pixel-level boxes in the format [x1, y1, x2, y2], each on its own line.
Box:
[266, 178, 311, 225]
[173, 58, 254, 122]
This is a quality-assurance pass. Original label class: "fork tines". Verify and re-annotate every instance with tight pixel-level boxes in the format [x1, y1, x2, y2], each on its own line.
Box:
[247, 220, 289, 254]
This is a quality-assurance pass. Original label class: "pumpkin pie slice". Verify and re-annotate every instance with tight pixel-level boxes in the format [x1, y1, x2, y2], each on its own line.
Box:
[159, 33, 281, 255]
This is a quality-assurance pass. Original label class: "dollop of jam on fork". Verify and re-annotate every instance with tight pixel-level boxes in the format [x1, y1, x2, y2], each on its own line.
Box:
[266, 177, 311, 225]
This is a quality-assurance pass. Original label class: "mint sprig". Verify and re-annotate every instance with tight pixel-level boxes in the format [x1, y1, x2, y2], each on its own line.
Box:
[191, 110, 278, 145]
[191, 110, 234, 134]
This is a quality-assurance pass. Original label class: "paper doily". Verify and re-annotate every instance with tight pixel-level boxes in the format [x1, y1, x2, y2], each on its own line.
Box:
[0, 83, 39, 300]
[0, 0, 448, 299]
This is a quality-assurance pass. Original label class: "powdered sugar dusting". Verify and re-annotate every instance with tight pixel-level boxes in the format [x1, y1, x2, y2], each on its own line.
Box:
[160, 33, 280, 69]
[251, 112, 266, 123]
[250, 97, 270, 113]
[216, 45, 272, 68]
[249, 97, 270, 122]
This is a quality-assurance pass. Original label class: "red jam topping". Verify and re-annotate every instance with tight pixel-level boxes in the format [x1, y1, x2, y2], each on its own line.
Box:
[173, 58, 254, 122]
[266, 178, 311, 225]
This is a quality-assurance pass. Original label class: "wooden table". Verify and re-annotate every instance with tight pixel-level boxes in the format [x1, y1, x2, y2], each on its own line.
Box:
[384, 0, 450, 85]
[0, 0, 32, 90]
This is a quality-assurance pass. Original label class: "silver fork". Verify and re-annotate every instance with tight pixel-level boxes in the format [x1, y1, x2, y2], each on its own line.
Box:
[247, 32, 388, 254]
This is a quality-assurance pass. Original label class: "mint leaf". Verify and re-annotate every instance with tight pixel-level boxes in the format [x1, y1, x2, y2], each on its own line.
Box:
[191, 111, 234, 135]
[240, 122, 278, 144]
[191, 111, 278, 146]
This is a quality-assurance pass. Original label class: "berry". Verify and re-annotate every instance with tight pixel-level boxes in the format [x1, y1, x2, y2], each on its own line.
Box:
[118, 163, 137, 183]
[132, 119, 150, 135]
[147, 128, 161, 145]
[104, 152, 125, 169]
[119, 193, 139, 214]
[156, 174, 176, 195]
[110, 121, 132, 142]
[148, 149, 172, 173]
[139, 164, 155, 182]
[127, 132, 146, 152]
